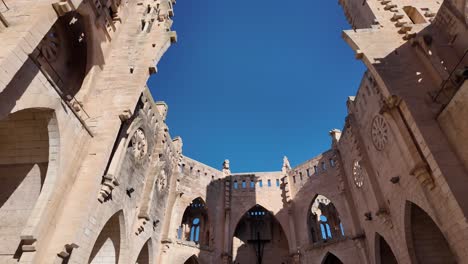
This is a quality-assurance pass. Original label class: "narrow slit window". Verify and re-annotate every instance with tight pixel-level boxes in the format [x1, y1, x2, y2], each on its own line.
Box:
[259, 180, 263, 187]
[267, 179, 271, 187]
[276, 179, 280, 187]
[233, 180, 238, 189]
[307, 169, 310, 177]
[242, 180, 246, 188]
[250, 180, 255, 188]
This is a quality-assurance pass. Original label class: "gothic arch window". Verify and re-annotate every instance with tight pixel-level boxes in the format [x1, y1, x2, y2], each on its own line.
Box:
[308, 195, 345, 244]
[405, 201, 456, 264]
[31, 11, 89, 100]
[177, 198, 209, 246]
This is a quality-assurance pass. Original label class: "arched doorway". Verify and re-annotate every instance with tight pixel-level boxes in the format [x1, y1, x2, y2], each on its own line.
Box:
[184, 255, 199, 264]
[88, 211, 124, 264]
[322, 252, 343, 264]
[308, 195, 345, 244]
[0, 109, 54, 263]
[177, 197, 210, 246]
[232, 205, 289, 264]
[406, 201, 456, 264]
[375, 233, 398, 264]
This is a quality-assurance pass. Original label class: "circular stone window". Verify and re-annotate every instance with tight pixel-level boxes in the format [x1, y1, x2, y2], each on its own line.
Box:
[131, 128, 148, 160]
[352, 160, 364, 188]
[371, 115, 389, 151]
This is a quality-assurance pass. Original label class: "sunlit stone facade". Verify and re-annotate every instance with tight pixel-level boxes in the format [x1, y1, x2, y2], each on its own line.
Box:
[0, 0, 467, 263]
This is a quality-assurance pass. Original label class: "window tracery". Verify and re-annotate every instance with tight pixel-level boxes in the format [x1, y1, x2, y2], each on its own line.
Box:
[308, 195, 345, 244]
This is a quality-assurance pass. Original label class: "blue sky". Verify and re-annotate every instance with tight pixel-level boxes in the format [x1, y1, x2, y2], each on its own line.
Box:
[147, 0, 365, 172]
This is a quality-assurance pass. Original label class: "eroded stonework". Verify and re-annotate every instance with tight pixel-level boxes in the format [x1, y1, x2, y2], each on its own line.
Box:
[0, 0, 467, 263]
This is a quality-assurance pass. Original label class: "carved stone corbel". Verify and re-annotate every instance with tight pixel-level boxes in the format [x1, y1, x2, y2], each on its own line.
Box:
[410, 164, 435, 189]
[98, 174, 120, 203]
[380, 94, 402, 114]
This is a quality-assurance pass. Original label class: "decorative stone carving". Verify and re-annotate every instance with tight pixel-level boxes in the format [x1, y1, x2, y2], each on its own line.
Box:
[98, 174, 120, 202]
[222, 159, 231, 176]
[130, 128, 148, 161]
[157, 169, 167, 191]
[352, 160, 365, 188]
[371, 115, 389, 151]
[410, 164, 435, 189]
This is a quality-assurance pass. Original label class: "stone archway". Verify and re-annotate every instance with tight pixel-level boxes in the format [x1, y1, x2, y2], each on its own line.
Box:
[405, 201, 456, 264]
[321, 252, 343, 264]
[375, 233, 398, 264]
[0, 108, 56, 263]
[232, 205, 289, 264]
[88, 211, 125, 264]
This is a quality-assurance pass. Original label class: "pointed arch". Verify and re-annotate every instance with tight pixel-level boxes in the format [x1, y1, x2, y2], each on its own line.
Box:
[88, 210, 126, 264]
[405, 201, 456, 264]
[135, 239, 153, 264]
[308, 194, 344, 244]
[177, 197, 210, 246]
[321, 252, 343, 264]
[0, 108, 60, 262]
[375, 233, 398, 264]
[232, 204, 289, 264]
[184, 255, 199, 264]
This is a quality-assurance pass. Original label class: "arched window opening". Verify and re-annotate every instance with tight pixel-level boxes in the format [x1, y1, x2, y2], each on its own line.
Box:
[0, 109, 53, 262]
[322, 252, 343, 264]
[177, 198, 209, 246]
[406, 202, 456, 264]
[31, 11, 89, 100]
[308, 195, 344, 244]
[233, 180, 238, 189]
[233, 205, 289, 264]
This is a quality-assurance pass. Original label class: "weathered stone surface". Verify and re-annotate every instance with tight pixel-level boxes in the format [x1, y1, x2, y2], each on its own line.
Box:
[0, 0, 467, 263]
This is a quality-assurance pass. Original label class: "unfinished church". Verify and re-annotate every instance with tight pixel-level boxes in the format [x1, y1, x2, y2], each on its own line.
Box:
[0, 0, 467, 262]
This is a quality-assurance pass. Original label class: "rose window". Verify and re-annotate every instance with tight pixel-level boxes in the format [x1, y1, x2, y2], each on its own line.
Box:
[371, 115, 389, 151]
[352, 160, 364, 188]
[131, 129, 147, 160]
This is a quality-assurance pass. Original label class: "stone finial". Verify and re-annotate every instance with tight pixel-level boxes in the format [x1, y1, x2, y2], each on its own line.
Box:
[222, 159, 231, 177]
[329, 129, 342, 145]
[282, 156, 291, 174]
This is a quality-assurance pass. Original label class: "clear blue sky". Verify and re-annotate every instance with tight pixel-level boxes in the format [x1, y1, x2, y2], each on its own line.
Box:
[147, 0, 365, 172]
